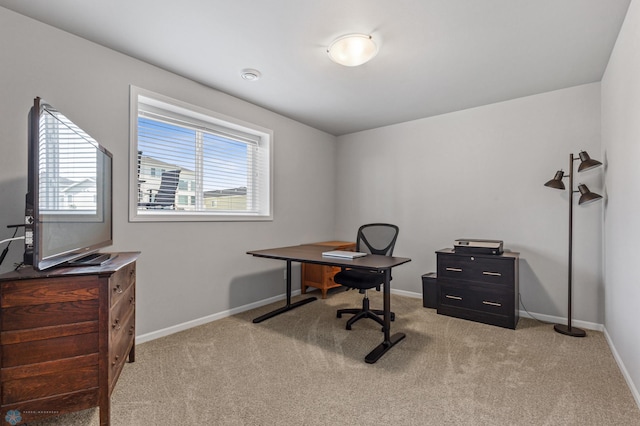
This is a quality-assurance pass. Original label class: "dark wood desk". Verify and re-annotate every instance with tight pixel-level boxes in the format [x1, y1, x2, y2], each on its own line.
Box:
[247, 244, 411, 363]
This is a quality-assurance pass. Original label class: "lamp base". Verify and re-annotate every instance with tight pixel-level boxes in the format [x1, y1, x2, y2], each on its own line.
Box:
[554, 323, 586, 337]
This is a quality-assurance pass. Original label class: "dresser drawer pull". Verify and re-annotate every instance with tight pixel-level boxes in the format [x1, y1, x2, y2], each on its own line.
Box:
[113, 284, 123, 294]
[482, 271, 502, 277]
[446, 267, 463, 272]
[482, 301, 502, 307]
[445, 295, 463, 300]
[112, 355, 119, 366]
[129, 295, 135, 304]
[112, 318, 121, 330]
[129, 325, 135, 335]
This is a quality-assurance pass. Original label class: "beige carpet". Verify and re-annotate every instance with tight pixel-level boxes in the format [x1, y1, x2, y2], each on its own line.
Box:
[31, 290, 640, 426]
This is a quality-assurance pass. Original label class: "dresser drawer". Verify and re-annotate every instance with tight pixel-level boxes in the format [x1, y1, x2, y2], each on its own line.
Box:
[110, 284, 135, 340]
[110, 309, 134, 387]
[2, 332, 99, 367]
[2, 299, 99, 331]
[437, 254, 514, 286]
[438, 282, 474, 310]
[2, 364, 98, 405]
[110, 263, 136, 307]
[1, 276, 99, 308]
[439, 281, 513, 317]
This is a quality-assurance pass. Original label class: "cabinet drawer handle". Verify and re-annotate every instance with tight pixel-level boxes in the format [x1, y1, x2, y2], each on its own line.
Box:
[129, 325, 135, 335]
[445, 295, 463, 300]
[446, 267, 463, 272]
[112, 355, 119, 366]
[113, 284, 123, 294]
[112, 318, 121, 330]
[482, 301, 502, 307]
[129, 295, 135, 304]
[482, 271, 502, 277]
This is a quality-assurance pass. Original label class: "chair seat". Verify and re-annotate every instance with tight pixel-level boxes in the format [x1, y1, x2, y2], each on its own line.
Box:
[334, 269, 384, 290]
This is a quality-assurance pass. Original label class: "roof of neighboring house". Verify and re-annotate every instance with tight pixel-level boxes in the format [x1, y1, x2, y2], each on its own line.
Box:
[140, 155, 194, 174]
[58, 177, 96, 193]
[204, 187, 247, 197]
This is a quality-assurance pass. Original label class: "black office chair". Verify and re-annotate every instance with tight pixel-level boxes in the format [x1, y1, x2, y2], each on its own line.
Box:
[335, 223, 399, 330]
[139, 169, 181, 209]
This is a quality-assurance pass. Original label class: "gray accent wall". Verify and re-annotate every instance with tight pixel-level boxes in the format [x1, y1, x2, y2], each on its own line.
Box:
[602, 0, 640, 407]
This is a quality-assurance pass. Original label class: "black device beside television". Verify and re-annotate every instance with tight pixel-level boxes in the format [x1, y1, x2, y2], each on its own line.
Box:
[24, 97, 113, 270]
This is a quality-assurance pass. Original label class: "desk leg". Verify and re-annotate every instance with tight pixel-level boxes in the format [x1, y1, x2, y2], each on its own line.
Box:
[253, 259, 317, 323]
[365, 268, 405, 363]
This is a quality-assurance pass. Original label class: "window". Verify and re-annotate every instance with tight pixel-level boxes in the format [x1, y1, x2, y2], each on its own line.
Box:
[129, 86, 273, 222]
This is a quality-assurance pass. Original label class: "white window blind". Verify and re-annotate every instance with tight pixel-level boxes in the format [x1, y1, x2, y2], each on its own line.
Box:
[129, 87, 272, 222]
[39, 105, 100, 214]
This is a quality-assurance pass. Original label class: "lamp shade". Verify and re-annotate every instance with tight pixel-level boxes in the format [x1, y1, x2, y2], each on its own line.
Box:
[544, 170, 566, 190]
[577, 151, 602, 172]
[577, 184, 603, 205]
[327, 34, 378, 66]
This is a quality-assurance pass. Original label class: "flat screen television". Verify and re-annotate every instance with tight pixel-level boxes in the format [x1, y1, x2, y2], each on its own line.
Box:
[24, 97, 113, 270]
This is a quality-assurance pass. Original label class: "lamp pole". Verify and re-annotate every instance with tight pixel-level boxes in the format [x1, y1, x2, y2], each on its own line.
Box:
[553, 153, 586, 337]
[545, 151, 601, 337]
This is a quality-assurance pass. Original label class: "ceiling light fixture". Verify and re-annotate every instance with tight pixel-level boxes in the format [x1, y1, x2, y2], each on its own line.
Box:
[240, 69, 261, 81]
[327, 34, 378, 67]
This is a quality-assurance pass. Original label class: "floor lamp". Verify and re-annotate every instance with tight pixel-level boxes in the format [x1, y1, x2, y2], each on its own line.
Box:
[544, 151, 602, 337]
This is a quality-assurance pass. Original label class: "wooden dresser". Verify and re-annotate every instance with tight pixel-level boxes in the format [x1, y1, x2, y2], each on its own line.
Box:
[0, 252, 139, 426]
[436, 248, 519, 329]
[301, 241, 355, 298]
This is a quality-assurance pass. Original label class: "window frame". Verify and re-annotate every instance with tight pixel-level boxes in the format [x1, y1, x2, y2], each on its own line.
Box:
[128, 86, 273, 222]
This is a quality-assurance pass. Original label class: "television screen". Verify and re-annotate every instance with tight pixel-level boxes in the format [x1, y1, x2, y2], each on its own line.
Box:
[24, 98, 113, 270]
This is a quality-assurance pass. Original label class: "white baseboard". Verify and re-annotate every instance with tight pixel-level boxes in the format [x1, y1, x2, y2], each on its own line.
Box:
[136, 290, 301, 344]
[517, 310, 604, 332]
[603, 327, 640, 410]
[390, 288, 423, 299]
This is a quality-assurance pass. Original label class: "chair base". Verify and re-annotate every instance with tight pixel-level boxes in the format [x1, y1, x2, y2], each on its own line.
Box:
[337, 296, 395, 330]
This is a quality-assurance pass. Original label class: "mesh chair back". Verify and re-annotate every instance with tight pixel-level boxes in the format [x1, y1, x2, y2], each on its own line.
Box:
[356, 223, 399, 256]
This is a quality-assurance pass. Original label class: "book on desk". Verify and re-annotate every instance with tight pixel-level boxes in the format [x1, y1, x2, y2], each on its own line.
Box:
[322, 250, 367, 259]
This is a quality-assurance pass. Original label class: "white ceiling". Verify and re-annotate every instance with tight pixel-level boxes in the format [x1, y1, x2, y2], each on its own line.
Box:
[0, 0, 631, 136]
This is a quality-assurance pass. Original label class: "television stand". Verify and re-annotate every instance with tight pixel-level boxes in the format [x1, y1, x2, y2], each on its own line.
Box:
[66, 252, 113, 266]
[0, 252, 140, 425]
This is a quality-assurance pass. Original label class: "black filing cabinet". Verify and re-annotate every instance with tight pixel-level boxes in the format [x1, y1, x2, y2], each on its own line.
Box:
[436, 248, 519, 329]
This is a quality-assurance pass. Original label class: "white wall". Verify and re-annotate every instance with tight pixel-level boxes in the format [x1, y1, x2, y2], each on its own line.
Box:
[601, 0, 640, 405]
[0, 8, 337, 335]
[335, 83, 603, 325]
